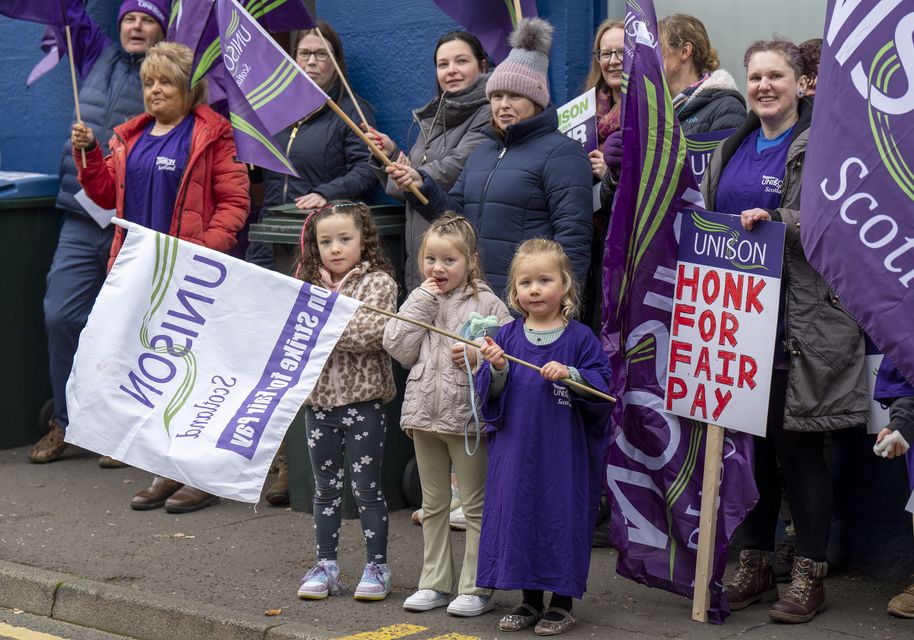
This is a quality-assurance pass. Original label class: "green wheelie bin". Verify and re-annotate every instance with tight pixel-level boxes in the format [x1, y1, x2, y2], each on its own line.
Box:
[0, 172, 60, 448]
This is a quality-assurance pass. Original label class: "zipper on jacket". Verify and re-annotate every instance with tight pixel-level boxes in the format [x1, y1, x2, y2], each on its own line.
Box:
[478, 147, 508, 229]
[282, 119, 305, 203]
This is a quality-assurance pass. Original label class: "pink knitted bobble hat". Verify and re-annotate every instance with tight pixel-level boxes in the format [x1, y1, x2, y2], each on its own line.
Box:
[486, 17, 554, 109]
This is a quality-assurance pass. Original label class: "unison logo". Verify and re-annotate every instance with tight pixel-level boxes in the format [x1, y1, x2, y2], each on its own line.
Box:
[690, 212, 768, 272]
[118, 235, 227, 432]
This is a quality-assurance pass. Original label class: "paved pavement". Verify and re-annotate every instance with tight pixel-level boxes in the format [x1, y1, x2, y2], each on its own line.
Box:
[1, 445, 912, 640]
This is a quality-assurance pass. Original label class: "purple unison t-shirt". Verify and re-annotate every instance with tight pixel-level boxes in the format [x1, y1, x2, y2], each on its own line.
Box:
[715, 126, 793, 367]
[714, 127, 791, 216]
[124, 116, 195, 233]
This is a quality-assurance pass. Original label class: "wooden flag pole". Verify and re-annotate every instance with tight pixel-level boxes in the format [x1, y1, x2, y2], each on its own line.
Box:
[315, 27, 369, 128]
[691, 423, 726, 622]
[362, 303, 616, 403]
[64, 25, 87, 169]
[325, 99, 429, 205]
[513, 0, 524, 22]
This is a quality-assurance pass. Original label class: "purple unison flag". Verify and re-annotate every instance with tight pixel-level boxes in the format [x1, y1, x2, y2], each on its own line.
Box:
[27, 26, 62, 86]
[432, 0, 537, 64]
[800, 1, 914, 394]
[167, 0, 215, 56]
[601, 0, 757, 624]
[0, 0, 68, 25]
[216, 0, 327, 176]
[191, 0, 314, 86]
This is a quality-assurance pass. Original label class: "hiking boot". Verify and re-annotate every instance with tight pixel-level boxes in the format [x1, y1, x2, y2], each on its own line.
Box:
[726, 549, 779, 610]
[353, 562, 391, 601]
[164, 486, 220, 513]
[28, 419, 68, 463]
[265, 443, 289, 506]
[769, 556, 828, 623]
[298, 560, 341, 600]
[887, 582, 914, 618]
[131, 476, 183, 510]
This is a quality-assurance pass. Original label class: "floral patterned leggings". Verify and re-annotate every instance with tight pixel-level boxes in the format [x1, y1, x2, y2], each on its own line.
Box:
[305, 400, 388, 564]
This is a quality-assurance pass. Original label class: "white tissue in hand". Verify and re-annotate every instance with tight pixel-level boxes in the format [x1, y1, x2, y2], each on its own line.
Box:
[873, 430, 911, 457]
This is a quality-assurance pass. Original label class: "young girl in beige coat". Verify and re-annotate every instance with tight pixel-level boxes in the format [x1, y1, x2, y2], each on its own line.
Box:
[383, 214, 512, 617]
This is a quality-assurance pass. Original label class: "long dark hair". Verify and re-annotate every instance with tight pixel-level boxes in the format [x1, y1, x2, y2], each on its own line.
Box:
[296, 201, 395, 286]
[295, 20, 348, 100]
[433, 30, 488, 94]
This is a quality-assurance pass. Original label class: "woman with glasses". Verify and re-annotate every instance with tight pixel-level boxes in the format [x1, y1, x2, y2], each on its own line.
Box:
[247, 21, 378, 508]
[583, 19, 625, 183]
[245, 21, 378, 274]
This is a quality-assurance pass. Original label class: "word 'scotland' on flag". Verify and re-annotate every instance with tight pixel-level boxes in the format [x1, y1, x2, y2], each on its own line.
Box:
[801, 1, 914, 393]
[65, 222, 361, 503]
[602, 0, 757, 624]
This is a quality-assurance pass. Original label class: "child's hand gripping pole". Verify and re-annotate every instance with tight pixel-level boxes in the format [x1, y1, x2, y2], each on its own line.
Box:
[361, 303, 616, 403]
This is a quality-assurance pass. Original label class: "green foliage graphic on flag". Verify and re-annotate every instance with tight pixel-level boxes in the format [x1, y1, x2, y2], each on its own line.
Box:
[867, 41, 914, 202]
[139, 234, 198, 434]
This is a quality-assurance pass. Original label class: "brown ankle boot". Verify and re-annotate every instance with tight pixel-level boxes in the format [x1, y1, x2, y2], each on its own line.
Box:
[27, 419, 68, 463]
[769, 556, 827, 623]
[726, 550, 779, 610]
[265, 443, 289, 506]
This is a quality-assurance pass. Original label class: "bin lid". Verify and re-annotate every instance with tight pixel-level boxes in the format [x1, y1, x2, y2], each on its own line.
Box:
[0, 171, 60, 201]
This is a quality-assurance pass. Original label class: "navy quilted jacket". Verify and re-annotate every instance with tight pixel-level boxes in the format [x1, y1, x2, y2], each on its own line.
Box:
[56, 44, 146, 216]
[410, 106, 593, 298]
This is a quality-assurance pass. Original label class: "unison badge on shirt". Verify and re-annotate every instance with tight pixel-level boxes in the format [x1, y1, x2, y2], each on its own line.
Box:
[156, 156, 178, 172]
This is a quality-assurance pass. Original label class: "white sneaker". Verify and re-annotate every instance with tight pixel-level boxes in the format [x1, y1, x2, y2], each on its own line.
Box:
[411, 508, 424, 525]
[403, 588, 448, 612]
[447, 593, 494, 617]
[449, 506, 467, 531]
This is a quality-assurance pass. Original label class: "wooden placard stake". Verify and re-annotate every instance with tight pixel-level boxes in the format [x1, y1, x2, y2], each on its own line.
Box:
[513, 0, 524, 22]
[362, 303, 615, 403]
[325, 99, 428, 205]
[64, 25, 87, 168]
[315, 27, 369, 128]
[691, 422, 726, 622]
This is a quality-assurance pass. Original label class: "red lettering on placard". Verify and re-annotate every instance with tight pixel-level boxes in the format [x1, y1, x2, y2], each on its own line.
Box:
[669, 340, 692, 372]
[716, 350, 736, 385]
[672, 303, 695, 336]
[745, 277, 766, 314]
[698, 310, 716, 341]
[719, 311, 739, 347]
[712, 388, 733, 421]
[702, 270, 720, 304]
[667, 376, 687, 410]
[738, 355, 758, 389]
[695, 347, 711, 380]
[691, 383, 707, 419]
[723, 273, 744, 311]
[677, 265, 699, 302]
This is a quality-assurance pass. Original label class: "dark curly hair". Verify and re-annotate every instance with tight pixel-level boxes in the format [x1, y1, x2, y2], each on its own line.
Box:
[295, 200, 395, 286]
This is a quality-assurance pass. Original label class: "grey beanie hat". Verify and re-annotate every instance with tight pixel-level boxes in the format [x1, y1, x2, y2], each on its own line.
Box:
[486, 17, 553, 109]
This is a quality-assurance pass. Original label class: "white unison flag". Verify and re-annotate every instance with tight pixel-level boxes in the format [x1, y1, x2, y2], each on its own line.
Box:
[65, 221, 361, 502]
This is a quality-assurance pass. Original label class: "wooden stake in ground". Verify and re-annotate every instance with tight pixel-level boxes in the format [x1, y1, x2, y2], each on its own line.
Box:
[64, 25, 86, 169]
[315, 27, 369, 128]
[692, 423, 726, 622]
[325, 100, 428, 205]
[362, 303, 614, 403]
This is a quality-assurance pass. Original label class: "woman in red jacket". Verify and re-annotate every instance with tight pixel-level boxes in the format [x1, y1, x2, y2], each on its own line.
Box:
[71, 41, 250, 514]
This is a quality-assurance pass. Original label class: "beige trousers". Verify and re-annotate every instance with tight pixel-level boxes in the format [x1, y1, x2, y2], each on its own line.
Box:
[412, 429, 490, 596]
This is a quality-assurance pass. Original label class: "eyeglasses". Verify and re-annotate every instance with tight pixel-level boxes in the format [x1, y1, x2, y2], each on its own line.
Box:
[594, 48, 623, 63]
[295, 49, 330, 62]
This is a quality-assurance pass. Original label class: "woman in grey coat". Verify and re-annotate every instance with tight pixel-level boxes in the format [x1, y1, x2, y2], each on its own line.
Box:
[368, 31, 491, 290]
